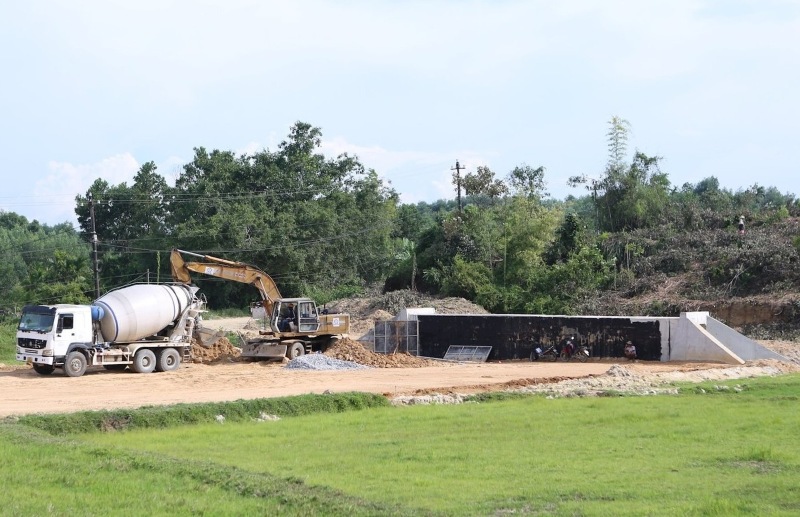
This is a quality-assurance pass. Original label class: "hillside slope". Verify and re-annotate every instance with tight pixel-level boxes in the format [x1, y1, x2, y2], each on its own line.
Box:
[576, 217, 800, 338]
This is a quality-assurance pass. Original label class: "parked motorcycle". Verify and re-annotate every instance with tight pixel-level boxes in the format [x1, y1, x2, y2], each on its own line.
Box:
[560, 338, 590, 362]
[531, 343, 559, 362]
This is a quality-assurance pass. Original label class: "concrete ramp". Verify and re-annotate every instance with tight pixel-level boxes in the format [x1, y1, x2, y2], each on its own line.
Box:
[669, 312, 790, 364]
[705, 315, 789, 362]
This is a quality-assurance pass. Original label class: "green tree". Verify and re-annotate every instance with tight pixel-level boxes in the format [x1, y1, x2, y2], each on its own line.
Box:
[462, 166, 508, 202]
[507, 164, 547, 200]
[0, 213, 91, 307]
[570, 117, 671, 232]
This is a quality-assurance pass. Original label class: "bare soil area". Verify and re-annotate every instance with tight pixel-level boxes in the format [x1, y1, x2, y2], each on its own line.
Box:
[2, 313, 798, 418]
[2, 345, 798, 418]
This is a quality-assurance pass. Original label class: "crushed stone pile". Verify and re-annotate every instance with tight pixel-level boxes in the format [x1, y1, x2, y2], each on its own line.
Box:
[191, 337, 241, 363]
[390, 362, 792, 405]
[325, 338, 443, 368]
[286, 354, 369, 371]
[511, 363, 787, 398]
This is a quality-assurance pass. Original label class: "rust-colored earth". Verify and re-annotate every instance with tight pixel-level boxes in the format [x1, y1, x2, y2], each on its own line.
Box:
[6, 354, 720, 417]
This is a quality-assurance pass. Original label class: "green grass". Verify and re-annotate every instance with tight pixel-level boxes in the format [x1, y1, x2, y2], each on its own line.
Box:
[51, 374, 800, 516]
[0, 320, 16, 363]
[203, 308, 250, 319]
[3, 375, 800, 515]
[17, 392, 390, 435]
[0, 424, 418, 516]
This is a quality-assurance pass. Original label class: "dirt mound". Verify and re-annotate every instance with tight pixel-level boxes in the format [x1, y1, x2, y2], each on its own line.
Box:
[756, 339, 800, 364]
[191, 337, 241, 363]
[324, 338, 443, 368]
[328, 290, 488, 339]
[349, 309, 396, 340]
[330, 291, 488, 320]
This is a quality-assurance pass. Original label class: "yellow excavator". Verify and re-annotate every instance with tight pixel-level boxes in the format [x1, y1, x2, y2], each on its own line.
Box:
[170, 249, 350, 360]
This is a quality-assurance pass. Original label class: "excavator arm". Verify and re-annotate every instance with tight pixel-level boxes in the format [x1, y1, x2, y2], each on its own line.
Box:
[170, 249, 282, 323]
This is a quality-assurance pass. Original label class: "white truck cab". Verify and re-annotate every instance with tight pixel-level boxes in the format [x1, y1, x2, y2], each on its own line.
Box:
[17, 305, 95, 368]
[17, 283, 204, 377]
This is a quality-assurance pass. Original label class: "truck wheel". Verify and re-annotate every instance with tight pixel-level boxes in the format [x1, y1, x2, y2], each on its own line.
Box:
[156, 348, 181, 372]
[32, 363, 55, 375]
[287, 342, 305, 360]
[63, 351, 88, 377]
[131, 349, 157, 374]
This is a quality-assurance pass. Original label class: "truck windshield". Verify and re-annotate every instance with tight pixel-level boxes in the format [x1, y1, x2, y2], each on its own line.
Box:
[18, 307, 56, 332]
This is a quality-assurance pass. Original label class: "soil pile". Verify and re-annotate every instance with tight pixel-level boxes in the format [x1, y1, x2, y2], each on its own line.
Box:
[191, 337, 241, 363]
[326, 289, 488, 339]
[324, 338, 443, 368]
[349, 309, 395, 340]
[755, 340, 800, 364]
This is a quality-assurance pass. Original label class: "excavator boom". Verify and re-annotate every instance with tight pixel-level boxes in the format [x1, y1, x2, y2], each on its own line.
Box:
[170, 249, 282, 321]
[170, 248, 350, 360]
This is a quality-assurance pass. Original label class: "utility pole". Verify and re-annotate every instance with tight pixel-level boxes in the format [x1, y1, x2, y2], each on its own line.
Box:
[88, 193, 100, 299]
[451, 160, 465, 212]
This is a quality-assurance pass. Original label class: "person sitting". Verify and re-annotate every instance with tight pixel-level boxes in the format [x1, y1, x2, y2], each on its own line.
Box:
[624, 341, 637, 360]
[279, 304, 296, 332]
[562, 336, 576, 358]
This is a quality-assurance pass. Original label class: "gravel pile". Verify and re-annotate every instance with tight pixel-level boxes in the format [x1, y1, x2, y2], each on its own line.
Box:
[389, 363, 790, 404]
[392, 394, 469, 406]
[286, 353, 370, 371]
[507, 364, 786, 398]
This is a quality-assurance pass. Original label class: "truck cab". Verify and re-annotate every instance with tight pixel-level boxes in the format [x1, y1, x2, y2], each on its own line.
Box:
[17, 304, 94, 369]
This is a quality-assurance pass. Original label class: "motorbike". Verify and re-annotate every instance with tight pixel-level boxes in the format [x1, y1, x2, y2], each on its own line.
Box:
[531, 343, 559, 362]
[560, 340, 590, 362]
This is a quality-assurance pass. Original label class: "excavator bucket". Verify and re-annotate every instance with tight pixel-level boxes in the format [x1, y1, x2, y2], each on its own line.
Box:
[241, 340, 287, 360]
[194, 327, 226, 348]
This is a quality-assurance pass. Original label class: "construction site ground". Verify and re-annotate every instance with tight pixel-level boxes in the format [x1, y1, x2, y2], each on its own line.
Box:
[2, 315, 799, 418]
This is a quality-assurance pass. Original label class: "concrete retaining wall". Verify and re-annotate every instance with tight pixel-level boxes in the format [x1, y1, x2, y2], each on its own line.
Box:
[410, 311, 788, 364]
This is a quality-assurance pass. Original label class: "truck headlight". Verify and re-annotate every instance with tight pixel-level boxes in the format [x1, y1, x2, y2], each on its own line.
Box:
[43, 349, 54, 357]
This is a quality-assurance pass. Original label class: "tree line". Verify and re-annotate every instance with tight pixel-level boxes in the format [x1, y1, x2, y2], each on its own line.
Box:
[1, 118, 798, 316]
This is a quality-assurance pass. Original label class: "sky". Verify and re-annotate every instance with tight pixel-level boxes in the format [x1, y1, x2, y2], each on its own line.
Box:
[1, 0, 798, 227]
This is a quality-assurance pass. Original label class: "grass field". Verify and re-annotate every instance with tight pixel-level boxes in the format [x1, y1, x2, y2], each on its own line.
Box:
[3, 374, 799, 516]
[0, 320, 16, 363]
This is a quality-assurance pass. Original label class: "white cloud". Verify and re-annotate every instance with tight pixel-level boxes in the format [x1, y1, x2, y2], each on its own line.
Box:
[3, 0, 800, 226]
[319, 136, 497, 203]
[31, 153, 141, 225]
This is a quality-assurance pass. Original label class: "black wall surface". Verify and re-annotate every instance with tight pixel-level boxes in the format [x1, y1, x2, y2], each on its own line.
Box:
[417, 315, 662, 361]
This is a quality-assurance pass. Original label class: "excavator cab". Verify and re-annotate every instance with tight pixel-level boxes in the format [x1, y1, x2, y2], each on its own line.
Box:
[271, 299, 320, 334]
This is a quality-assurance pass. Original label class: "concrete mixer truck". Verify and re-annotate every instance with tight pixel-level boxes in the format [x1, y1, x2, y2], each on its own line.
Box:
[16, 283, 209, 377]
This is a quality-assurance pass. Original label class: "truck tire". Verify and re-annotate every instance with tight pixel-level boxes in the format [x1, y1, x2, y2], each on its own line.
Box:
[32, 363, 55, 375]
[156, 348, 181, 372]
[287, 342, 305, 360]
[131, 349, 157, 374]
[63, 351, 88, 377]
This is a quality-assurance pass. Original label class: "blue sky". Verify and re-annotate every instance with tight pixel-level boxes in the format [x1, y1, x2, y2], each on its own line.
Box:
[1, 0, 798, 227]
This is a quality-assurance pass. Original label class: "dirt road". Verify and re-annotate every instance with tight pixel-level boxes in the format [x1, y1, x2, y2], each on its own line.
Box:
[3, 316, 795, 418]
[4, 355, 796, 418]
[0, 361, 612, 417]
